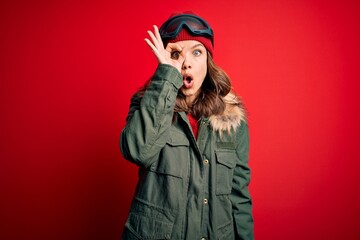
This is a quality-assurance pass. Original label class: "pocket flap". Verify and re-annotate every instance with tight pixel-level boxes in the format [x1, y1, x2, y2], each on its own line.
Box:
[216, 150, 237, 168]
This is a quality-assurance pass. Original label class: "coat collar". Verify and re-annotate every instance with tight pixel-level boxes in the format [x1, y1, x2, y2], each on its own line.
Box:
[208, 92, 246, 134]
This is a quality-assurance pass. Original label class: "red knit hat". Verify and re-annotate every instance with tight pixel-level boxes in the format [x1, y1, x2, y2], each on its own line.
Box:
[164, 28, 214, 57]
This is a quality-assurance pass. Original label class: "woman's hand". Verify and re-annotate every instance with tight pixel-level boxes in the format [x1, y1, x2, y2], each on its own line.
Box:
[145, 25, 184, 73]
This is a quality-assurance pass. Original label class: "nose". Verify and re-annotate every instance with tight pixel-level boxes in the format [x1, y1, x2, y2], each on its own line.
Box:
[182, 58, 192, 70]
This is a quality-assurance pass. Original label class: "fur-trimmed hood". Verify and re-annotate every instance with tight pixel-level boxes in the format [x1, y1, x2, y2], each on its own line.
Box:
[209, 92, 246, 134]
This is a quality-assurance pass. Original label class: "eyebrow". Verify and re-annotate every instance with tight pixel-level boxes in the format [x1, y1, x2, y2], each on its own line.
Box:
[191, 43, 205, 49]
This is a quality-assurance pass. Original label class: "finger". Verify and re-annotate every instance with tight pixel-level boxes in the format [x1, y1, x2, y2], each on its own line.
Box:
[153, 25, 164, 48]
[171, 55, 185, 74]
[177, 53, 185, 65]
[147, 30, 161, 50]
[145, 38, 161, 56]
[144, 38, 156, 52]
[145, 38, 165, 64]
[165, 42, 183, 53]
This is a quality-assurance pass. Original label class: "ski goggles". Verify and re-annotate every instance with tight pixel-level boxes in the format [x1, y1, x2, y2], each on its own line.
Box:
[159, 14, 214, 46]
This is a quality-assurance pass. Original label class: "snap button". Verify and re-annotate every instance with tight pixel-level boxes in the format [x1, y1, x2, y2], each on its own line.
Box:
[203, 198, 208, 204]
[203, 159, 209, 165]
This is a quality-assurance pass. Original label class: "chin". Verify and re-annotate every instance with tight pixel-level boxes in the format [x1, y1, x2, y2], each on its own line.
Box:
[182, 91, 194, 98]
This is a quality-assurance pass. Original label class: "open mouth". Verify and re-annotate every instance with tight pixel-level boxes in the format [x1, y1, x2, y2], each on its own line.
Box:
[183, 74, 193, 82]
[182, 74, 194, 89]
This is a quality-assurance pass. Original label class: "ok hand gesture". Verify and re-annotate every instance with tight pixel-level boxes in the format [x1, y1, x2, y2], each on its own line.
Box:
[145, 25, 184, 73]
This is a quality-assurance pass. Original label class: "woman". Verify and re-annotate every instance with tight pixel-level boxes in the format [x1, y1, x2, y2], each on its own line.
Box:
[120, 12, 253, 240]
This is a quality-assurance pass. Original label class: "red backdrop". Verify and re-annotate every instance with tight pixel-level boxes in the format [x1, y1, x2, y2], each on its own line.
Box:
[1, 0, 359, 239]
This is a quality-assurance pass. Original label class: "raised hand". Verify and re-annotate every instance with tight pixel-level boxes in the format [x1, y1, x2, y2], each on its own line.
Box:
[145, 25, 184, 73]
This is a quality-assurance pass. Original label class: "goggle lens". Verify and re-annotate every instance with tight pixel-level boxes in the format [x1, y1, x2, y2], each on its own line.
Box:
[160, 14, 214, 45]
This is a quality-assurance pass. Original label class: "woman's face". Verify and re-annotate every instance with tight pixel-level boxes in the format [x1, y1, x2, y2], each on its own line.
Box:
[170, 40, 208, 105]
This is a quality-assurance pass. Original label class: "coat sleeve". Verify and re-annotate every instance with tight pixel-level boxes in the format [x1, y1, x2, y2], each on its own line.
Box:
[230, 122, 254, 240]
[120, 64, 182, 168]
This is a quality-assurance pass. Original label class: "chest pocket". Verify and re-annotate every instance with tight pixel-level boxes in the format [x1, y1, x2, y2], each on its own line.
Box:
[150, 128, 190, 178]
[215, 149, 237, 195]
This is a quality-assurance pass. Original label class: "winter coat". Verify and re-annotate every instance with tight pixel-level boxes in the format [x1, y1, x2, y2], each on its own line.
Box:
[120, 64, 254, 240]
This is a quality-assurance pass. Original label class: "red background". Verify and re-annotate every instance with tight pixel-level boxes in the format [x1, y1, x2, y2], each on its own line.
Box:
[1, 0, 360, 239]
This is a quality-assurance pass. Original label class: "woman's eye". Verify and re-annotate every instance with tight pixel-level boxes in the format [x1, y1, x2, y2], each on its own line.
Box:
[171, 51, 180, 60]
[193, 49, 202, 56]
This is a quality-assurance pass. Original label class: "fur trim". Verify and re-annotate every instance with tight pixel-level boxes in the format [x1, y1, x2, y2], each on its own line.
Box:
[209, 92, 246, 135]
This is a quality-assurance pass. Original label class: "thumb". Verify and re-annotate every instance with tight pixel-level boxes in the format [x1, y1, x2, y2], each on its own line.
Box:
[172, 55, 185, 73]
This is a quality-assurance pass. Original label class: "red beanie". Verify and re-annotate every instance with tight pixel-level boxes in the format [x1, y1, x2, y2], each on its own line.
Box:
[164, 29, 214, 57]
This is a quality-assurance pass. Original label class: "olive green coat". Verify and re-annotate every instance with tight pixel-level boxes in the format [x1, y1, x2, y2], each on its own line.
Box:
[120, 64, 253, 240]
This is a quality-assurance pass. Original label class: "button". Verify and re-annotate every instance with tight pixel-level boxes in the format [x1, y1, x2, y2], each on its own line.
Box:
[201, 238, 206, 240]
[203, 159, 209, 165]
[203, 198, 208, 204]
